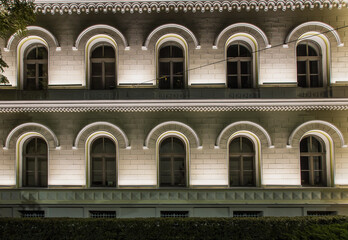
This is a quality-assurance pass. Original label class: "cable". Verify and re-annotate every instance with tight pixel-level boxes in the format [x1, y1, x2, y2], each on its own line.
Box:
[132, 24, 348, 87]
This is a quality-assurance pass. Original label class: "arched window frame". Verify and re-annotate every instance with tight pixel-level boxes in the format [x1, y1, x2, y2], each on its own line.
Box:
[16, 132, 49, 188]
[17, 36, 49, 90]
[155, 34, 188, 88]
[225, 34, 258, 88]
[85, 131, 119, 188]
[299, 131, 334, 187]
[156, 131, 190, 188]
[85, 34, 118, 89]
[296, 32, 330, 87]
[227, 131, 261, 187]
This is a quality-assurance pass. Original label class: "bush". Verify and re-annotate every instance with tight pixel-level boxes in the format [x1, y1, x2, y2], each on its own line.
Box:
[0, 216, 346, 240]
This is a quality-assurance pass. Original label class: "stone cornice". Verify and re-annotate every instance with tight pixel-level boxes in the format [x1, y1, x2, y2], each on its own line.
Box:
[1, 99, 348, 113]
[33, 0, 347, 15]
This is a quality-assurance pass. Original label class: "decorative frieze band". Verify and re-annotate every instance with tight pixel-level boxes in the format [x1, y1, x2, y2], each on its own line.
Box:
[33, 0, 347, 15]
[1, 188, 347, 204]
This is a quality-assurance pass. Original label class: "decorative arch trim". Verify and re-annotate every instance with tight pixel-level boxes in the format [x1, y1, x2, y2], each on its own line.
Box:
[73, 24, 129, 50]
[144, 121, 201, 149]
[213, 23, 271, 49]
[4, 122, 59, 150]
[73, 121, 130, 149]
[85, 131, 119, 188]
[216, 121, 273, 148]
[142, 23, 200, 50]
[283, 21, 344, 48]
[5, 26, 60, 52]
[156, 131, 190, 188]
[227, 130, 262, 187]
[287, 120, 346, 148]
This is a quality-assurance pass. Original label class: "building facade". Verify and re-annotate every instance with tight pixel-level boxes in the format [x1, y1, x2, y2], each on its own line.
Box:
[0, 0, 348, 218]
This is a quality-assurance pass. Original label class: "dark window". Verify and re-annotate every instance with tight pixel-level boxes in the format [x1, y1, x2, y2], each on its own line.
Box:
[158, 45, 184, 89]
[160, 211, 189, 218]
[91, 45, 116, 89]
[159, 137, 186, 187]
[227, 43, 253, 88]
[300, 136, 326, 186]
[89, 211, 116, 218]
[307, 211, 336, 216]
[20, 210, 45, 218]
[229, 137, 255, 187]
[22, 137, 48, 187]
[233, 211, 262, 217]
[24, 45, 48, 90]
[297, 42, 322, 87]
[90, 137, 116, 187]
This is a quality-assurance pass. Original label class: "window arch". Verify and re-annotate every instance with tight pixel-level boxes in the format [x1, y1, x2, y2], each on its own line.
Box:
[229, 136, 256, 187]
[158, 43, 185, 89]
[22, 137, 48, 187]
[300, 135, 326, 186]
[227, 42, 253, 88]
[24, 44, 48, 90]
[296, 41, 322, 88]
[90, 137, 117, 187]
[159, 136, 186, 187]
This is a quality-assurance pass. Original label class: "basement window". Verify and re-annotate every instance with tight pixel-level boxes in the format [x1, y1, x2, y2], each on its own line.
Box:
[233, 211, 262, 217]
[89, 211, 116, 218]
[160, 211, 189, 218]
[307, 211, 337, 216]
[20, 210, 45, 218]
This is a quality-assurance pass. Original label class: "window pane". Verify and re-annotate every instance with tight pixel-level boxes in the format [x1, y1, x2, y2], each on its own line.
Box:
[173, 77, 184, 89]
[297, 44, 306, 56]
[241, 76, 252, 88]
[229, 157, 240, 171]
[26, 64, 36, 78]
[311, 137, 322, 152]
[227, 76, 238, 88]
[310, 61, 319, 74]
[37, 47, 47, 59]
[300, 137, 309, 152]
[173, 62, 183, 75]
[105, 77, 115, 89]
[174, 157, 185, 171]
[243, 157, 254, 170]
[104, 138, 116, 154]
[172, 46, 183, 58]
[160, 138, 172, 154]
[229, 138, 240, 153]
[300, 156, 309, 170]
[26, 157, 35, 172]
[301, 170, 310, 185]
[159, 62, 170, 76]
[172, 138, 185, 153]
[243, 171, 254, 186]
[26, 173, 36, 186]
[230, 171, 240, 186]
[92, 158, 102, 171]
[104, 46, 115, 58]
[227, 45, 238, 58]
[160, 157, 171, 171]
[92, 46, 103, 58]
[310, 76, 320, 88]
[26, 139, 36, 154]
[227, 62, 237, 75]
[38, 64, 47, 77]
[105, 62, 115, 76]
[239, 45, 250, 57]
[308, 45, 318, 56]
[241, 61, 251, 75]
[38, 158, 47, 172]
[297, 75, 307, 87]
[297, 61, 306, 75]
[159, 46, 170, 58]
[91, 138, 104, 154]
[91, 63, 102, 76]
[313, 156, 322, 170]
[27, 48, 37, 59]
[242, 138, 253, 152]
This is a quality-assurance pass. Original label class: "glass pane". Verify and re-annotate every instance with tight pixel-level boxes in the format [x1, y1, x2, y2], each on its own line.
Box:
[159, 46, 170, 58]
[104, 138, 116, 154]
[243, 171, 254, 186]
[92, 158, 102, 171]
[313, 171, 322, 185]
[36, 138, 47, 154]
[310, 61, 319, 74]
[92, 46, 103, 58]
[242, 138, 253, 152]
[159, 77, 170, 89]
[297, 61, 306, 75]
[26, 64, 36, 77]
[39, 173, 47, 187]
[301, 171, 309, 185]
[38, 64, 47, 77]
[311, 137, 323, 152]
[174, 158, 185, 171]
[229, 157, 240, 171]
[239, 45, 250, 57]
[38, 158, 47, 172]
[91, 172, 103, 186]
[105, 77, 115, 89]
[300, 156, 309, 170]
[26, 173, 35, 186]
[241, 76, 252, 88]
[241, 61, 250, 75]
[227, 76, 238, 88]
[105, 62, 115, 76]
[297, 44, 306, 56]
[27, 48, 37, 60]
[173, 77, 184, 89]
[37, 47, 47, 59]
[173, 138, 185, 153]
[174, 173, 186, 186]
[300, 138, 309, 152]
[173, 62, 183, 75]
[26, 157, 35, 171]
[160, 157, 171, 171]
[230, 171, 240, 186]
[308, 45, 318, 56]
[104, 46, 115, 58]
[91, 77, 103, 90]
[160, 138, 172, 154]
[172, 46, 183, 58]
[297, 75, 307, 87]
[313, 156, 322, 171]
[243, 157, 254, 171]
[227, 62, 237, 75]
[106, 158, 116, 170]
[310, 76, 320, 88]
[159, 62, 170, 76]
[227, 45, 238, 58]
[25, 139, 36, 154]
[91, 138, 104, 154]
[229, 138, 240, 153]
[91, 63, 102, 76]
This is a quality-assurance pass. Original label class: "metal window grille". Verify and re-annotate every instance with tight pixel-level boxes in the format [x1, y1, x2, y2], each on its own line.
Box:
[89, 211, 116, 218]
[160, 211, 189, 218]
[307, 211, 336, 216]
[20, 210, 45, 218]
[233, 211, 262, 217]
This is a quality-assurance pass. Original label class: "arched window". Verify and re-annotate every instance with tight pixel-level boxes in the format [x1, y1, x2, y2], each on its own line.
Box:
[297, 42, 322, 88]
[159, 137, 186, 187]
[24, 45, 48, 90]
[300, 136, 326, 186]
[90, 137, 116, 187]
[90, 44, 116, 90]
[227, 42, 252, 88]
[158, 44, 184, 89]
[229, 137, 255, 186]
[22, 137, 48, 187]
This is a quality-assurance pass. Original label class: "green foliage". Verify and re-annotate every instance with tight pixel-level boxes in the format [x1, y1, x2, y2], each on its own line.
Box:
[0, 0, 35, 76]
[0, 216, 346, 240]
